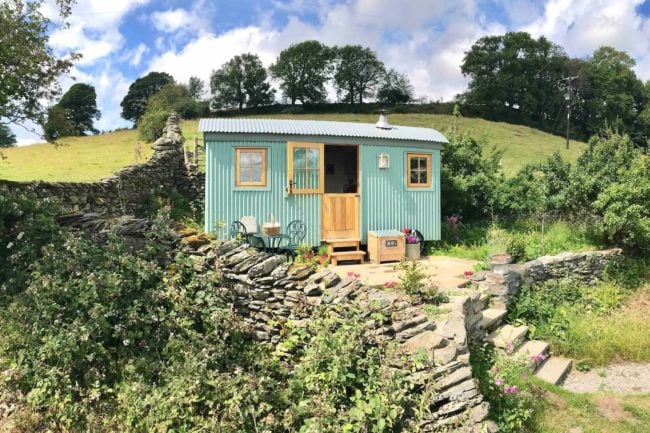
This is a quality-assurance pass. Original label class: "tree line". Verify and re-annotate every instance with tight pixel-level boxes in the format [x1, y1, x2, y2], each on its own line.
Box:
[459, 31, 650, 147]
[3, 0, 650, 150]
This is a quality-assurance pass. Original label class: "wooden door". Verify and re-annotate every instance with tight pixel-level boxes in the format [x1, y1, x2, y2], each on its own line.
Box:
[322, 193, 359, 240]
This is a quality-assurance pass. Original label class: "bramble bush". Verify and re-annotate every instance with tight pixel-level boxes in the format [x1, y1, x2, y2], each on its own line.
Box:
[0, 198, 424, 432]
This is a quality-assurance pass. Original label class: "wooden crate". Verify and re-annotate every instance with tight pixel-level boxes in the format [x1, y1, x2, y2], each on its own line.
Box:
[367, 230, 404, 264]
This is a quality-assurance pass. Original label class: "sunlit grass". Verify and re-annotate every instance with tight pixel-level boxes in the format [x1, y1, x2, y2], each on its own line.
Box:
[1, 114, 585, 182]
[550, 285, 650, 366]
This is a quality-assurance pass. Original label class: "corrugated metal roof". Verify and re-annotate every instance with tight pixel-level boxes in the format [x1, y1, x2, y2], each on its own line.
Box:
[198, 118, 448, 144]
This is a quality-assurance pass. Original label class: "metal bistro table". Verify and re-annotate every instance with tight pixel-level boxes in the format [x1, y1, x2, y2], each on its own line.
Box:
[251, 234, 291, 254]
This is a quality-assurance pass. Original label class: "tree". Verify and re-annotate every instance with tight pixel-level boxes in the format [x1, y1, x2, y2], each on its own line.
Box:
[187, 76, 205, 101]
[377, 69, 414, 104]
[56, 83, 101, 135]
[582, 47, 646, 143]
[269, 40, 333, 105]
[42, 106, 75, 141]
[0, 124, 16, 148]
[0, 0, 78, 133]
[210, 53, 275, 110]
[138, 84, 198, 142]
[120, 72, 175, 124]
[332, 45, 385, 104]
[460, 32, 568, 126]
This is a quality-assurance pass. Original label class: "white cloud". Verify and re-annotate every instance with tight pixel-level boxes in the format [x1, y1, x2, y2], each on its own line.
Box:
[151, 8, 193, 33]
[524, 0, 650, 58]
[147, 25, 279, 88]
[121, 43, 149, 67]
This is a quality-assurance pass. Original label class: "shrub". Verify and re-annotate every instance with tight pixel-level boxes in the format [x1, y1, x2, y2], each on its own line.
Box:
[594, 157, 650, 253]
[471, 344, 540, 433]
[506, 234, 527, 263]
[137, 108, 169, 142]
[440, 131, 504, 221]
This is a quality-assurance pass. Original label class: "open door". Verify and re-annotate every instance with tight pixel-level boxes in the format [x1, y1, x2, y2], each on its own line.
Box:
[321, 145, 360, 241]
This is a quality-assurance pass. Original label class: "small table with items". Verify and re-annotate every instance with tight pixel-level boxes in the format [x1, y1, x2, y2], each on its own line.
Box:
[251, 234, 291, 254]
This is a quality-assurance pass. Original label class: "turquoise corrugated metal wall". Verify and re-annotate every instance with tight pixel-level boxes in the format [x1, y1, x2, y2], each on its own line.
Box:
[204, 141, 322, 245]
[205, 140, 440, 246]
[359, 145, 440, 243]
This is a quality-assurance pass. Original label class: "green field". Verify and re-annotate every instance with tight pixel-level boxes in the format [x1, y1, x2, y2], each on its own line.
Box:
[1, 113, 586, 182]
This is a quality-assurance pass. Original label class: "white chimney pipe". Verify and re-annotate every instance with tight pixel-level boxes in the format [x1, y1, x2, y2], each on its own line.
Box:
[375, 110, 392, 129]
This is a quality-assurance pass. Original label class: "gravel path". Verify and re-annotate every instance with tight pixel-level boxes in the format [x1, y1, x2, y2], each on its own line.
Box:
[563, 363, 650, 393]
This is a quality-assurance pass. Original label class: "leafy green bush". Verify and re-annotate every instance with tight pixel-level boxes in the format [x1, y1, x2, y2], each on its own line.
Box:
[506, 234, 527, 263]
[441, 131, 504, 220]
[595, 157, 650, 253]
[471, 344, 540, 433]
[0, 192, 63, 297]
[137, 108, 169, 142]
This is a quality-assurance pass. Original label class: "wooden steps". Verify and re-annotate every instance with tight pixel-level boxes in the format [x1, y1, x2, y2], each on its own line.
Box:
[325, 239, 365, 265]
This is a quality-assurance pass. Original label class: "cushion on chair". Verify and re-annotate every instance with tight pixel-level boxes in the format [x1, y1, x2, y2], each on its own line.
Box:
[240, 216, 258, 234]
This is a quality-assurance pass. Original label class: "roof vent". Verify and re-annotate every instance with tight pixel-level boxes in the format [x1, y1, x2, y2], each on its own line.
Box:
[375, 110, 393, 130]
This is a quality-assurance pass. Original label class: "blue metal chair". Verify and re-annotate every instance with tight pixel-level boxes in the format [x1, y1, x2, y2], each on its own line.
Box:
[279, 219, 306, 257]
[229, 220, 266, 250]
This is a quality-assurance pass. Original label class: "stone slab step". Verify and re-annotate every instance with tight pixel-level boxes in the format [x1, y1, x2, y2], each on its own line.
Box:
[486, 324, 528, 349]
[480, 308, 507, 332]
[535, 356, 572, 385]
[514, 340, 550, 369]
[436, 277, 471, 290]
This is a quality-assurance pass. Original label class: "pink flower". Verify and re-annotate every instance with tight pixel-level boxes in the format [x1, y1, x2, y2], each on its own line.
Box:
[347, 271, 355, 278]
[384, 281, 398, 288]
[495, 378, 505, 387]
[506, 341, 514, 355]
[491, 366, 500, 375]
[402, 227, 411, 234]
[530, 353, 547, 364]
[463, 270, 474, 276]
[504, 385, 519, 395]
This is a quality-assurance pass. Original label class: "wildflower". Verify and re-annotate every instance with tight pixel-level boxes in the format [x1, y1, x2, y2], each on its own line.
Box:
[383, 281, 398, 289]
[506, 341, 514, 355]
[491, 366, 500, 375]
[530, 353, 547, 364]
[495, 378, 505, 386]
[504, 385, 519, 395]
[463, 270, 474, 276]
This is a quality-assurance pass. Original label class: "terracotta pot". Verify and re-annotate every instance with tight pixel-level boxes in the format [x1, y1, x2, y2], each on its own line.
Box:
[489, 253, 513, 274]
[405, 242, 421, 260]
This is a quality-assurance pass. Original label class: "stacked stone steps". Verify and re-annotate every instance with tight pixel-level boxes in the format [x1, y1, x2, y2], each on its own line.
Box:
[486, 324, 529, 349]
[485, 322, 572, 385]
[480, 308, 507, 333]
[535, 357, 573, 385]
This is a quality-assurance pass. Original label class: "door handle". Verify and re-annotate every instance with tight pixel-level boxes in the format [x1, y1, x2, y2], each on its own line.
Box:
[287, 179, 293, 194]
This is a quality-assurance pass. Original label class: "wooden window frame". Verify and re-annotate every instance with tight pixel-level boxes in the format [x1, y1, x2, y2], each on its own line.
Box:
[406, 152, 432, 188]
[235, 147, 267, 187]
[287, 141, 324, 194]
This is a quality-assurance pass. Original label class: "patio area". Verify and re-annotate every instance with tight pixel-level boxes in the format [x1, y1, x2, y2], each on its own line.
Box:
[329, 255, 480, 290]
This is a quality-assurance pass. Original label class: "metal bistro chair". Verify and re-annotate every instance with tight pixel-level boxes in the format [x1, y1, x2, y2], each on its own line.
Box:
[278, 219, 307, 258]
[229, 220, 265, 250]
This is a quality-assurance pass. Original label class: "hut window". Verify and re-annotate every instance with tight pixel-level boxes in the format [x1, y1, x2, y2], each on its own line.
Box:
[287, 141, 324, 194]
[235, 148, 267, 187]
[406, 153, 432, 188]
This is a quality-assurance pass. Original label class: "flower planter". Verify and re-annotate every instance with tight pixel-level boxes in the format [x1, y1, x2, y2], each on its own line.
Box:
[489, 253, 513, 274]
[405, 242, 421, 260]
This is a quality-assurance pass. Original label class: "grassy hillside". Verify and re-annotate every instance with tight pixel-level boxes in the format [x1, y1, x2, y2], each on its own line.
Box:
[0, 129, 153, 183]
[185, 113, 586, 175]
[1, 113, 585, 182]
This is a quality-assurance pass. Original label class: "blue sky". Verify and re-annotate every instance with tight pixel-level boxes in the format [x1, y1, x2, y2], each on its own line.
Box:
[12, 0, 650, 144]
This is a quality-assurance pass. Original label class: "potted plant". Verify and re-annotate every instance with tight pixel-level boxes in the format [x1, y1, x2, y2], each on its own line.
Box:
[403, 227, 420, 260]
[317, 244, 329, 266]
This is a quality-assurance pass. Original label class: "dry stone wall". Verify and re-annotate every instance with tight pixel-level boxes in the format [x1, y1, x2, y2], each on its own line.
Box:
[180, 237, 496, 433]
[466, 249, 622, 339]
[0, 114, 202, 215]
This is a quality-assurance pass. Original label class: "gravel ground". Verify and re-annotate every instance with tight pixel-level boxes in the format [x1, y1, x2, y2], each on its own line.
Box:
[563, 363, 650, 393]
